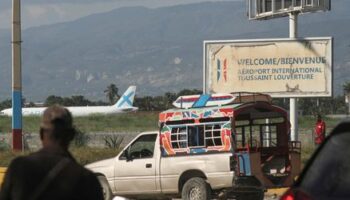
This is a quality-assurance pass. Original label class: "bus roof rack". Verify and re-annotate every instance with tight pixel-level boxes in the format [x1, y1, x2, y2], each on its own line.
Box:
[231, 92, 272, 104]
[172, 92, 272, 109]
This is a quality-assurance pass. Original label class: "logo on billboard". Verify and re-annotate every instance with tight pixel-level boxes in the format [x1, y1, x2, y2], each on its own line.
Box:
[216, 58, 227, 83]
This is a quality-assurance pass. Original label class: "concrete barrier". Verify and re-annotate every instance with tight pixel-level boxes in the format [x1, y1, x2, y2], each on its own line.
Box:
[0, 167, 7, 186]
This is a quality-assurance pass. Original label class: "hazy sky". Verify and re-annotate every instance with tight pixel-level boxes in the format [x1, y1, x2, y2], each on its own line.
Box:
[0, 0, 236, 29]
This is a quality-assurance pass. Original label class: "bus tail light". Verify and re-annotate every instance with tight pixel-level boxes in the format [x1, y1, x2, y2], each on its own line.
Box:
[280, 188, 312, 200]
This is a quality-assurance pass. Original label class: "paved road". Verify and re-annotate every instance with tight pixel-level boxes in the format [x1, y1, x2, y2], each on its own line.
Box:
[110, 188, 286, 200]
[1, 169, 285, 200]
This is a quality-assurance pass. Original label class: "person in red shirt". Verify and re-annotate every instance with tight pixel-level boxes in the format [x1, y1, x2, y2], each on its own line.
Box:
[314, 114, 326, 145]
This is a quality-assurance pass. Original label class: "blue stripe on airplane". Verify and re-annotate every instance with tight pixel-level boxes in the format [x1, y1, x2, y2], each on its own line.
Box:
[117, 91, 134, 107]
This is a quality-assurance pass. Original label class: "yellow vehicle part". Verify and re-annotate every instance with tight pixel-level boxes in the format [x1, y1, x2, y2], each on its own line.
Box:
[0, 167, 7, 186]
[266, 187, 288, 196]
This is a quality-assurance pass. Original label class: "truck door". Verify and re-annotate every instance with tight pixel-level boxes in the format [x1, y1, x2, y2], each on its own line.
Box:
[115, 134, 158, 194]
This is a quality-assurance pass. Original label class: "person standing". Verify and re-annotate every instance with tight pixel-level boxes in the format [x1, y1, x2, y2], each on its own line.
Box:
[0, 105, 103, 200]
[314, 114, 326, 145]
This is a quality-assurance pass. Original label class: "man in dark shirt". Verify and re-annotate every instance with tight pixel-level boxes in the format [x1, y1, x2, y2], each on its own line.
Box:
[0, 105, 104, 200]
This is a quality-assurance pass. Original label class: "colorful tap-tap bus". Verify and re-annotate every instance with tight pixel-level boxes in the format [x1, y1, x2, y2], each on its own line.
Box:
[159, 93, 301, 191]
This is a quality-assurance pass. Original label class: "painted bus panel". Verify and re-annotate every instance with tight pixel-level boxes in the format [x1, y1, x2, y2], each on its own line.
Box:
[159, 95, 301, 188]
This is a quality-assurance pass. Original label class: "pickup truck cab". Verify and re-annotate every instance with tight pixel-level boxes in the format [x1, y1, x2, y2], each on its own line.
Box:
[86, 130, 233, 200]
[86, 93, 300, 200]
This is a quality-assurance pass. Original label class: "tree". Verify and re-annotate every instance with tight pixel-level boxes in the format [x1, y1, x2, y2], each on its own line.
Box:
[135, 96, 153, 111]
[177, 89, 202, 97]
[45, 95, 64, 106]
[343, 81, 350, 94]
[104, 84, 120, 105]
[164, 92, 177, 109]
[70, 95, 91, 106]
[343, 81, 350, 114]
[0, 99, 11, 111]
[26, 102, 36, 107]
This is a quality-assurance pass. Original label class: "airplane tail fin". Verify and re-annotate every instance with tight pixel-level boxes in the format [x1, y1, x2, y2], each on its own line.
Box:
[114, 86, 137, 108]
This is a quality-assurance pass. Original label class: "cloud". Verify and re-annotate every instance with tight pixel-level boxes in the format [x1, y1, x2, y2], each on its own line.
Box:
[0, 1, 123, 29]
[25, 6, 52, 19]
[27, 0, 115, 3]
[1, 0, 235, 10]
[0, 9, 11, 29]
[0, 1, 11, 10]
[0, 0, 115, 10]
[0, 0, 236, 29]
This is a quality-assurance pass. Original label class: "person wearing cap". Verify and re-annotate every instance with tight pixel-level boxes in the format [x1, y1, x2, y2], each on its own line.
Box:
[0, 105, 103, 200]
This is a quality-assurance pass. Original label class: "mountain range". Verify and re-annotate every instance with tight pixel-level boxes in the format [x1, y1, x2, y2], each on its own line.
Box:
[0, 0, 349, 101]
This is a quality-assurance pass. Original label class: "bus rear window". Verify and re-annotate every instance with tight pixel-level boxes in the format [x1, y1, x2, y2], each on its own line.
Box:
[235, 117, 283, 148]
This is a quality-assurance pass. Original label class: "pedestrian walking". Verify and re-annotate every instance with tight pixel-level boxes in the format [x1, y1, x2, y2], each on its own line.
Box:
[314, 114, 326, 145]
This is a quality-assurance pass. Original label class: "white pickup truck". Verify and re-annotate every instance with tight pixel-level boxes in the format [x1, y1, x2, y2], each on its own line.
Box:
[86, 131, 237, 200]
[86, 93, 300, 200]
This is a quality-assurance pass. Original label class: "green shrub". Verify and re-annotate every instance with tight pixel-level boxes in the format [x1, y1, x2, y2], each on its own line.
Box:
[73, 128, 90, 147]
[0, 137, 10, 151]
[70, 147, 119, 165]
[0, 147, 120, 167]
[103, 134, 124, 149]
[301, 144, 316, 167]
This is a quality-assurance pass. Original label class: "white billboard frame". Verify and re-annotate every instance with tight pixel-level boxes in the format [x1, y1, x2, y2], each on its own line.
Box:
[248, 0, 331, 20]
[203, 37, 333, 98]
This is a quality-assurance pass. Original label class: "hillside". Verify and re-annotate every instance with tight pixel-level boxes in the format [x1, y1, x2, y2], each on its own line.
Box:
[0, 1, 349, 101]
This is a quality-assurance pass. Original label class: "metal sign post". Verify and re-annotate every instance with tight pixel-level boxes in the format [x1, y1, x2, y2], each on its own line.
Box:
[12, 0, 23, 151]
[289, 12, 298, 141]
[245, 0, 330, 141]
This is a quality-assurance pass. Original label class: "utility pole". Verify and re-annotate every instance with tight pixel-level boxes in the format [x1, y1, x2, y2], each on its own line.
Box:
[289, 12, 298, 141]
[12, 0, 23, 151]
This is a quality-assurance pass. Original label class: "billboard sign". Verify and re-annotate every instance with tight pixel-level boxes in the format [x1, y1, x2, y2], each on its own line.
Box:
[203, 37, 333, 97]
[248, 0, 331, 20]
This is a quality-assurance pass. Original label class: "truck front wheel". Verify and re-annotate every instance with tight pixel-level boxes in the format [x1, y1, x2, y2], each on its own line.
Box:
[181, 177, 211, 200]
[97, 176, 113, 200]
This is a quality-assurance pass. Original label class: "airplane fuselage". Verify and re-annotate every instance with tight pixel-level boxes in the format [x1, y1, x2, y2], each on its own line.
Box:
[0, 106, 138, 117]
[0, 85, 138, 117]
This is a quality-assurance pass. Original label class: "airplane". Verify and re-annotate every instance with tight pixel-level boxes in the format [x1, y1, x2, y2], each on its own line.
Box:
[0, 86, 138, 117]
